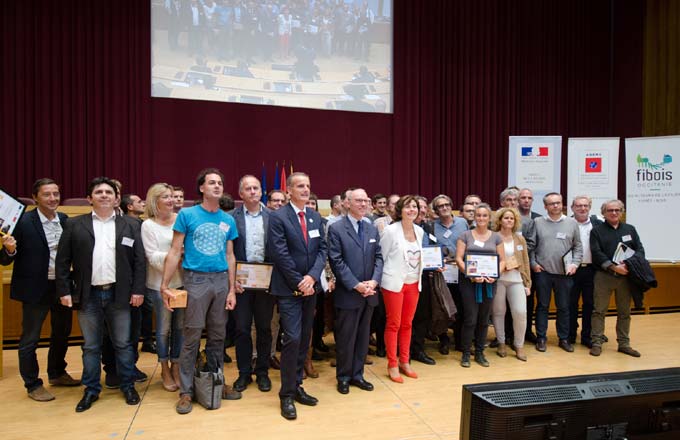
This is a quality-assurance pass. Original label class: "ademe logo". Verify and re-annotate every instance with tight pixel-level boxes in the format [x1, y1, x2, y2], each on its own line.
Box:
[635, 153, 673, 184]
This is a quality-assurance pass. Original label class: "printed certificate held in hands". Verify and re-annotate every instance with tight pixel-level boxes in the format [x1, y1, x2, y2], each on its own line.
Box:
[464, 252, 500, 278]
[235, 262, 274, 291]
[0, 187, 26, 236]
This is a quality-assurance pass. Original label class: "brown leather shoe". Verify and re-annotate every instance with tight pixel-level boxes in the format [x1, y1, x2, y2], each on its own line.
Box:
[304, 359, 319, 379]
[618, 346, 641, 357]
[222, 385, 243, 400]
[590, 345, 602, 356]
[48, 372, 81, 387]
[496, 343, 507, 358]
[28, 385, 55, 402]
[515, 347, 527, 361]
[176, 394, 193, 414]
[364, 356, 373, 365]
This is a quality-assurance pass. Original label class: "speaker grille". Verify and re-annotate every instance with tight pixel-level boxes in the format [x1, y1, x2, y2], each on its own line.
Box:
[480, 386, 583, 407]
[629, 376, 680, 394]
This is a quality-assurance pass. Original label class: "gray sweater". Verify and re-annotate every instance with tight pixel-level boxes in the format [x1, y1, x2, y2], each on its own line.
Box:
[532, 215, 583, 274]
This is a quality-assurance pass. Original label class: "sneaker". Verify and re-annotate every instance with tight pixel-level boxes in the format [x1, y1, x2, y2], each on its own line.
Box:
[618, 346, 641, 358]
[28, 385, 55, 402]
[176, 394, 193, 414]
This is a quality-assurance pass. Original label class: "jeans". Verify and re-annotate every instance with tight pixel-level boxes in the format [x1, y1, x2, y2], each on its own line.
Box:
[78, 287, 135, 394]
[534, 271, 573, 341]
[150, 288, 184, 363]
[18, 281, 73, 391]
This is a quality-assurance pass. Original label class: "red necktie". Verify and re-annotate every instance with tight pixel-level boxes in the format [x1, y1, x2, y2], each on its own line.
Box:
[298, 211, 308, 244]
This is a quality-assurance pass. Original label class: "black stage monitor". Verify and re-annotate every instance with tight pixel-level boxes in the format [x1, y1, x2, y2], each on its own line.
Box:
[461, 368, 680, 440]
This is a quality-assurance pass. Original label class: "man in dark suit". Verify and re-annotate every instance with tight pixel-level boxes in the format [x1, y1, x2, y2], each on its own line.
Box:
[0, 178, 80, 401]
[267, 172, 327, 420]
[230, 175, 275, 393]
[55, 176, 146, 412]
[328, 188, 383, 395]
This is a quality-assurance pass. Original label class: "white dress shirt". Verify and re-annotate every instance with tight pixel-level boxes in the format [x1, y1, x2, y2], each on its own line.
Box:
[91, 211, 116, 286]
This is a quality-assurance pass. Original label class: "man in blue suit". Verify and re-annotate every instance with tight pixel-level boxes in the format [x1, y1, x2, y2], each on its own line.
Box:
[328, 188, 383, 395]
[230, 175, 275, 393]
[1, 178, 80, 402]
[267, 172, 327, 420]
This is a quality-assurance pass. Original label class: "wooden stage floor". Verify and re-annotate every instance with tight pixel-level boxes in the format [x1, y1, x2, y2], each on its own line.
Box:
[1, 313, 679, 440]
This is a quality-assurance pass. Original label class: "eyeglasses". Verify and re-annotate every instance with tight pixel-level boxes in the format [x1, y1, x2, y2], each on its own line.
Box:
[605, 208, 622, 213]
[572, 204, 590, 209]
[435, 203, 451, 209]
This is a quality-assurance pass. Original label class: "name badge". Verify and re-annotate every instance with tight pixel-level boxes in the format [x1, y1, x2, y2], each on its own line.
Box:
[517, 245, 524, 251]
[219, 222, 230, 233]
[556, 232, 566, 240]
[429, 233, 437, 243]
[443, 230, 452, 239]
[473, 240, 485, 248]
[622, 234, 632, 242]
[369, 238, 376, 243]
[309, 229, 320, 239]
[309, 218, 314, 223]
[122, 237, 134, 247]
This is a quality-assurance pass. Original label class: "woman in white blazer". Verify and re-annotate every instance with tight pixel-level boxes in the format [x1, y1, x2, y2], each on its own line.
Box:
[379, 195, 425, 383]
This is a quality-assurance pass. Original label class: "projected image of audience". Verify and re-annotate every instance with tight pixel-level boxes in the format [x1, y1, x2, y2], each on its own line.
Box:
[151, 0, 392, 113]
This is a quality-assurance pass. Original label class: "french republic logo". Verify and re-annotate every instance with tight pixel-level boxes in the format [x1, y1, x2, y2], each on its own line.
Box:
[585, 157, 602, 173]
[521, 146, 549, 157]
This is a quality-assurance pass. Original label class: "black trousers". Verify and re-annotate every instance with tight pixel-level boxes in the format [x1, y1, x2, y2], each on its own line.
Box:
[140, 294, 153, 342]
[18, 281, 72, 391]
[312, 290, 326, 348]
[440, 283, 463, 348]
[569, 264, 596, 345]
[335, 303, 374, 381]
[460, 278, 495, 353]
[371, 289, 386, 351]
[233, 289, 275, 376]
[410, 274, 432, 355]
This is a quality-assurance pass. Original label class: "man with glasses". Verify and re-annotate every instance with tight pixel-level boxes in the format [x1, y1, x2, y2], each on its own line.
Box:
[568, 196, 603, 348]
[267, 190, 287, 211]
[459, 203, 476, 229]
[532, 193, 583, 353]
[431, 195, 468, 352]
[589, 200, 644, 358]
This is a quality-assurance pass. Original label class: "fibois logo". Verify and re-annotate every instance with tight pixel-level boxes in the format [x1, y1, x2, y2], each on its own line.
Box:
[636, 153, 673, 186]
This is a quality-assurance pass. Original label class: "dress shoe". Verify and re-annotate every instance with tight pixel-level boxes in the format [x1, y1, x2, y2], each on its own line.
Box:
[426, 330, 438, 341]
[233, 375, 252, 392]
[618, 346, 641, 357]
[48, 372, 81, 387]
[350, 378, 374, 391]
[535, 339, 547, 352]
[314, 340, 330, 353]
[256, 374, 272, 392]
[294, 387, 318, 406]
[474, 351, 490, 367]
[176, 394, 193, 414]
[558, 339, 574, 353]
[489, 338, 500, 348]
[375, 347, 386, 358]
[28, 385, 55, 402]
[525, 332, 538, 343]
[364, 356, 373, 365]
[222, 385, 242, 400]
[590, 345, 602, 356]
[123, 388, 140, 405]
[134, 367, 148, 382]
[496, 343, 507, 358]
[280, 397, 297, 420]
[515, 347, 527, 361]
[75, 392, 99, 412]
[398, 364, 418, 379]
[140, 340, 157, 354]
[223, 350, 233, 363]
[304, 359, 319, 379]
[460, 352, 471, 368]
[105, 374, 120, 389]
[269, 355, 281, 370]
[438, 342, 450, 355]
[337, 380, 350, 394]
[411, 351, 436, 365]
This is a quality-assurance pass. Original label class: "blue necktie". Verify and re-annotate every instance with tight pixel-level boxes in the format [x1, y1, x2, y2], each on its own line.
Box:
[357, 220, 364, 242]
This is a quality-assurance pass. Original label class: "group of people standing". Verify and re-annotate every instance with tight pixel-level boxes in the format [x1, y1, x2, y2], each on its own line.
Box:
[0, 172, 648, 421]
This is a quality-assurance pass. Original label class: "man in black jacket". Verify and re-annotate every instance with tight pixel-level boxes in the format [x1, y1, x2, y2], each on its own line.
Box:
[589, 199, 644, 358]
[0, 178, 80, 401]
[56, 177, 146, 412]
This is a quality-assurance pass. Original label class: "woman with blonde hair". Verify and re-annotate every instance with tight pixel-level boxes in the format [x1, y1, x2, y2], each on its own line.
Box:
[491, 207, 531, 361]
[141, 183, 184, 391]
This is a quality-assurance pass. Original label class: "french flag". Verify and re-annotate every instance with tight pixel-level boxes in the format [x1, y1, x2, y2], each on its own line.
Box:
[521, 146, 549, 157]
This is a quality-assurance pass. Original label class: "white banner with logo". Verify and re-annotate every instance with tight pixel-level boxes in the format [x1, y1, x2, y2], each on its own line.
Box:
[508, 136, 562, 215]
[567, 137, 619, 215]
[625, 135, 680, 261]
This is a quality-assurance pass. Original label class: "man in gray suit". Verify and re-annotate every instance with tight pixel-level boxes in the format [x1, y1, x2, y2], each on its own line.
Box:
[328, 188, 383, 395]
[230, 175, 275, 393]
